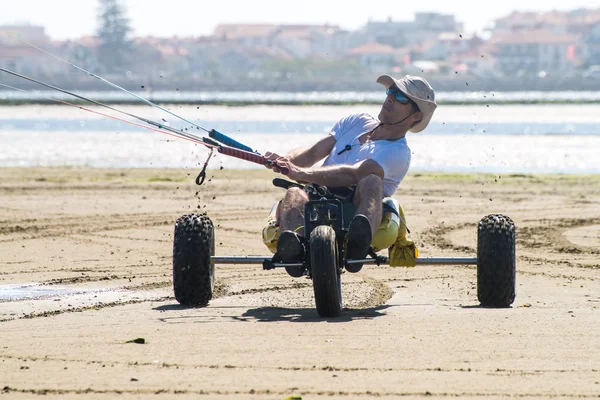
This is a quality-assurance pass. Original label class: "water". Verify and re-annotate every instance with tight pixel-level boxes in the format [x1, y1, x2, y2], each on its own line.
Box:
[0, 283, 84, 301]
[1, 104, 600, 174]
[2, 89, 600, 104]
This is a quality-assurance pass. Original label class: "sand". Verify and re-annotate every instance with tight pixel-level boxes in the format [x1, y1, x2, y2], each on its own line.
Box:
[1, 167, 599, 399]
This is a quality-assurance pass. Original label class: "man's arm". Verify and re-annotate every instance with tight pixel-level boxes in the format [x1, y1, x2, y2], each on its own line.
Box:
[284, 134, 336, 168]
[288, 159, 384, 187]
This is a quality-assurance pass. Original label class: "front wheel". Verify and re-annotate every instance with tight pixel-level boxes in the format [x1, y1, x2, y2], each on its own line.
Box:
[310, 225, 342, 317]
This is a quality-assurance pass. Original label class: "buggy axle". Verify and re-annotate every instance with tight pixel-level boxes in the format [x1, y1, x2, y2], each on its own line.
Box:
[210, 256, 478, 266]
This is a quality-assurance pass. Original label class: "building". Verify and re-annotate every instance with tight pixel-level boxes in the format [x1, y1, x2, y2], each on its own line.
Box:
[212, 23, 345, 58]
[213, 24, 278, 49]
[583, 23, 600, 66]
[492, 8, 600, 36]
[364, 12, 463, 48]
[0, 25, 66, 77]
[415, 12, 463, 33]
[449, 46, 498, 78]
[491, 30, 579, 76]
[417, 32, 483, 60]
[363, 17, 414, 48]
[0, 24, 48, 45]
[271, 24, 340, 58]
[347, 42, 400, 74]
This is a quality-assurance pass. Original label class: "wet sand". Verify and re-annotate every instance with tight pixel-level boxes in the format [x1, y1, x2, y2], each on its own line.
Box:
[1, 167, 599, 399]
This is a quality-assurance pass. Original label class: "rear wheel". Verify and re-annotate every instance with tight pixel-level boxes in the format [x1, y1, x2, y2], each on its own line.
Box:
[310, 225, 342, 317]
[172, 214, 215, 306]
[477, 214, 516, 307]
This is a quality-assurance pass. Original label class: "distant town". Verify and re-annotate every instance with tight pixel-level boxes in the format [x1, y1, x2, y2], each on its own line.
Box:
[1, 6, 600, 92]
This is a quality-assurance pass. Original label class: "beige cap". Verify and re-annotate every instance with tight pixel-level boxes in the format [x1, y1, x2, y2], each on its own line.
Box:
[376, 74, 437, 133]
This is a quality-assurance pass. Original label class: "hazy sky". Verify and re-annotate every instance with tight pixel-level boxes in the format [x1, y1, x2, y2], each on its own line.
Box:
[1, 0, 599, 40]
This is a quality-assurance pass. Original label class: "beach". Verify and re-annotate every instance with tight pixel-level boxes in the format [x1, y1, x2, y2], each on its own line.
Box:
[1, 167, 599, 399]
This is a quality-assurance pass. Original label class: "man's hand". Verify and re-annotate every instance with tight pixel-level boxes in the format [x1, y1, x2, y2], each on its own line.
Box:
[263, 151, 283, 171]
[264, 151, 306, 181]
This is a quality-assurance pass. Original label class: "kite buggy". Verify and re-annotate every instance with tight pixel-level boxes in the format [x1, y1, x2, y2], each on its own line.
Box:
[173, 176, 516, 318]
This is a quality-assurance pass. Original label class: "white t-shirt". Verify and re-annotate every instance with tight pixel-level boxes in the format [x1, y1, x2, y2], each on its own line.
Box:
[321, 113, 411, 197]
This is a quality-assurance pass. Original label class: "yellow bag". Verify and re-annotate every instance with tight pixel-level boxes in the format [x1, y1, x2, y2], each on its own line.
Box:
[387, 201, 419, 267]
[262, 201, 280, 254]
[388, 234, 419, 267]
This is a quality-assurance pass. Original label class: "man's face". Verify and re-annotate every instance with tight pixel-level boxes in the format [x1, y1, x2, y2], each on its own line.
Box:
[378, 86, 417, 125]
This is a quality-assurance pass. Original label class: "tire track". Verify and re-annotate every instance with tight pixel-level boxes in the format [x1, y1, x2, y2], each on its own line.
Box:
[0, 213, 174, 242]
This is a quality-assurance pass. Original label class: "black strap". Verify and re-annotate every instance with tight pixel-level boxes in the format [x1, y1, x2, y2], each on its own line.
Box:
[382, 202, 400, 217]
[381, 201, 410, 234]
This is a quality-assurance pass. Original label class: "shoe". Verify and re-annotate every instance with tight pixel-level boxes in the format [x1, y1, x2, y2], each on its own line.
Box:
[277, 230, 305, 264]
[345, 214, 372, 273]
[285, 264, 306, 278]
[271, 251, 305, 278]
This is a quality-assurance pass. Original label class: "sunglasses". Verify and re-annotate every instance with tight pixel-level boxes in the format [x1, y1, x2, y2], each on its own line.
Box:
[385, 87, 411, 104]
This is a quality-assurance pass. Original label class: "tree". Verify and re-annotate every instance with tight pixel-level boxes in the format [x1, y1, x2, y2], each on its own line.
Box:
[96, 0, 132, 74]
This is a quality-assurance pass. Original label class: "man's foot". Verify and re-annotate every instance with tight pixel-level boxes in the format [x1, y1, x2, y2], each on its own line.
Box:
[271, 251, 305, 278]
[277, 230, 305, 265]
[345, 214, 372, 273]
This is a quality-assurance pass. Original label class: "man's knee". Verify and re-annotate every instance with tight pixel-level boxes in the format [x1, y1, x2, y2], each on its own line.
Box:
[356, 174, 383, 196]
[353, 174, 383, 210]
[283, 187, 309, 205]
[358, 174, 382, 188]
[279, 187, 308, 220]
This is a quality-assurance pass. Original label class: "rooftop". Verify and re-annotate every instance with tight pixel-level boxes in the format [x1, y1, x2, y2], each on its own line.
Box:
[491, 30, 579, 45]
[348, 42, 396, 55]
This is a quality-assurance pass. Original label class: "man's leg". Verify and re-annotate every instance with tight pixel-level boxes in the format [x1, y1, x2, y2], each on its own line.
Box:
[353, 174, 383, 238]
[346, 174, 382, 272]
[277, 187, 309, 236]
[276, 187, 309, 266]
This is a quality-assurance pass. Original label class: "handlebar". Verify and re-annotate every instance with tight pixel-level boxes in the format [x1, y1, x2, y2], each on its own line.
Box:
[218, 146, 289, 175]
[272, 179, 350, 201]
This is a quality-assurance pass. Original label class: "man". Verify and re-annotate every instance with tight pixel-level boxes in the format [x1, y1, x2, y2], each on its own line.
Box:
[264, 74, 437, 273]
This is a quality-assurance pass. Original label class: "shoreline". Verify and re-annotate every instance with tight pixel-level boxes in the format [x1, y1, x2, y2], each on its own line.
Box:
[2, 166, 600, 185]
